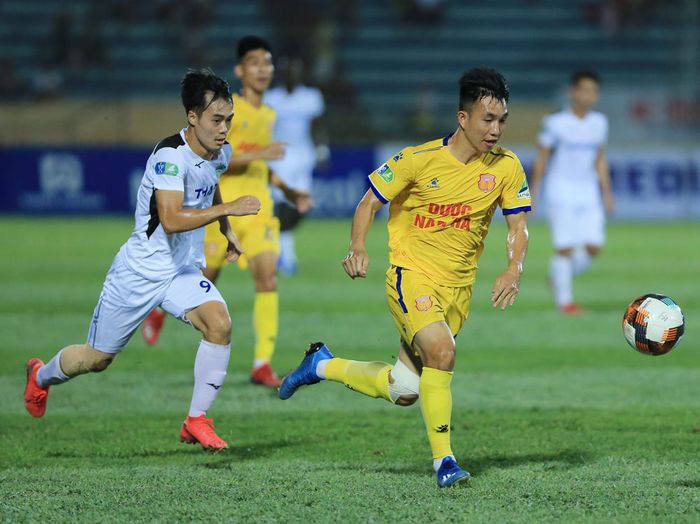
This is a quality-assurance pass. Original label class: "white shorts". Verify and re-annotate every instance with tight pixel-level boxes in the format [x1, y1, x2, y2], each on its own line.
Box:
[548, 200, 605, 250]
[86, 253, 225, 353]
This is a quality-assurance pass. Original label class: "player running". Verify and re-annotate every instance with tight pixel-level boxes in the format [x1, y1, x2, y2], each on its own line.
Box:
[280, 68, 531, 487]
[24, 69, 260, 450]
[530, 70, 614, 314]
[264, 56, 326, 276]
[142, 36, 312, 387]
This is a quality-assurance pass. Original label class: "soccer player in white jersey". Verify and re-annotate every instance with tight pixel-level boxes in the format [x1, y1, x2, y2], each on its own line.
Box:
[264, 56, 326, 275]
[530, 70, 615, 314]
[23, 70, 261, 450]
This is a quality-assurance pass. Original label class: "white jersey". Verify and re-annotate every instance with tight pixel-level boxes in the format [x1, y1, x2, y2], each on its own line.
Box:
[264, 85, 324, 197]
[538, 108, 608, 204]
[120, 129, 232, 281]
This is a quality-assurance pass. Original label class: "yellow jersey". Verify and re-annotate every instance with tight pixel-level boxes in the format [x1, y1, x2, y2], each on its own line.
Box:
[368, 135, 531, 287]
[219, 93, 276, 217]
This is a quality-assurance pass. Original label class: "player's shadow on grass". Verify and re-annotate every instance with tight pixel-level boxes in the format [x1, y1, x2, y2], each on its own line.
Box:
[200, 439, 297, 469]
[371, 448, 591, 477]
[469, 448, 591, 474]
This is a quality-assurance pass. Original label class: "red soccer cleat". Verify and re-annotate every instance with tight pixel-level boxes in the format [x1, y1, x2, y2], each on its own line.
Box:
[180, 415, 228, 451]
[250, 363, 282, 387]
[24, 358, 50, 418]
[142, 308, 166, 346]
[561, 303, 585, 315]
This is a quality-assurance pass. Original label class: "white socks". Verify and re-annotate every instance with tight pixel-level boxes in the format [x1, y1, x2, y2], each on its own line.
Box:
[279, 231, 297, 265]
[36, 348, 71, 387]
[315, 358, 330, 379]
[572, 247, 593, 275]
[188, 340, 231, 418]
[550, 255, 573, 307]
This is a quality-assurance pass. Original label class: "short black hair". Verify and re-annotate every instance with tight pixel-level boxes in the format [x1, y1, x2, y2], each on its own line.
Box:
[570, 69, 601, 86]
[459, 67, 509, 111]
[180, 68, 231, 115]
[237, 35, 272, 62]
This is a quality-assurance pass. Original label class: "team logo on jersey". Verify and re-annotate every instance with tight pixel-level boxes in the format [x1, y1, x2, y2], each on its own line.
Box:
[477, 174, 496, 193]
[517, 178, 531, 199]
[427, 178, 440, 189]
[415, 295, 433, 311]
[155, 162, 179, 176]
[377, 163, 394, 183]
[392, 152, 403, 162]
[215, 164, 227, 173]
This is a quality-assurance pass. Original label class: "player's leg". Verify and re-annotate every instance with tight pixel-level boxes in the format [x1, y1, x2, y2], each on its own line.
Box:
[26, 255, 161, 417]
[275, 201, 303, 276]
[575, 202, 605, 275]
[25, 343, 116, 417]
[161, 269, 231, 450]
[246, 218, 282, 386]
[548, 203, 581, 313]
[278, 341, 420, 405]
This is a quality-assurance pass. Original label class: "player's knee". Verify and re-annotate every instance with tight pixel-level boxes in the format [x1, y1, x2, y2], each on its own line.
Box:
[423, 341, 456, 370]
[203, 311, 231, 344]
[256, 274, 277, 292]
[585, 245, 601, 257]
[389, 359, 420, 406]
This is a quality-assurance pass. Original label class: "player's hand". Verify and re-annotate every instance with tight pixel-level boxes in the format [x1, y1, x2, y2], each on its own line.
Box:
[293, 191, 314, 214]
[342, 248, 369, 279]
[225, 195, 261, 216]
[491, 270, 520, 310]
[224, 232, 244, 263]
[259, 141, 286, 161]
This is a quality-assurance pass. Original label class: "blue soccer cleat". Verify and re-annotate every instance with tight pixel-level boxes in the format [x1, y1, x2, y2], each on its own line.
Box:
[436, 456, 471, 488]
[278, 342, 334, 400]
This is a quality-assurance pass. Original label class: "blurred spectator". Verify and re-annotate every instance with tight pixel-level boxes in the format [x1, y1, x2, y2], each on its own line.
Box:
[0, 60, 29, 100]
[408, 84, 440, 138]
[311, 19, 338, 85]
[30, 59, 65, 100]
[394, 0, 445, 24]
[80, 7, 108, 67]
[47, 11, 77, 67]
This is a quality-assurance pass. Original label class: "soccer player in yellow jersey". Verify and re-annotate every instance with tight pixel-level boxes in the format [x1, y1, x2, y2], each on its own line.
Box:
[142, 36, 311, 387]
[280, 68, 531, 487]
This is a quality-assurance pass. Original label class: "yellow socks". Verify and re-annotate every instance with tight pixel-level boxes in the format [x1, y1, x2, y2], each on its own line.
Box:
[419, 367, 453, 459]
[253, 291, 278, 363]
[324, 358, 392, 402]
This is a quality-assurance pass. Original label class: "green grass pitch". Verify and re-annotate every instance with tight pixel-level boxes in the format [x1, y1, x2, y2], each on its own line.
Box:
[0, 216, 698, 522]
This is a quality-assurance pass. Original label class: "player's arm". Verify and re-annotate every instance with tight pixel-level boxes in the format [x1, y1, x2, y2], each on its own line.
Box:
[212, 187, 244, 262]
[342, 189, 385, 279]
[269, 169, 314, 213]
[224, 141, 286, 175]
[492, 211, 529, 310]
[156, 189, 260, 234]
[596, 146, 615, 214]
[529, 145, 551, 211]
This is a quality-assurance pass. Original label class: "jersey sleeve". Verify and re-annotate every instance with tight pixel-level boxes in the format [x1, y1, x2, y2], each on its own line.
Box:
[600, 114, 609, 145]
[367, 147, 415, 204]
[537, 115, 558, 149]
[310, 88, 325, 118]
[499, 156, 532, 215]
[151, 147, 185, 192]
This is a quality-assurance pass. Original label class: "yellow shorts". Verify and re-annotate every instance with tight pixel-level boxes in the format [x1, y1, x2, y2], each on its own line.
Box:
[385, 265, 472, 345]
[204, 214, 280, 270]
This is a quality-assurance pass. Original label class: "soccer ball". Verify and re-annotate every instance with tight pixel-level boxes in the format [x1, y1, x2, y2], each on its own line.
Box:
[622, 294, 685, 356]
